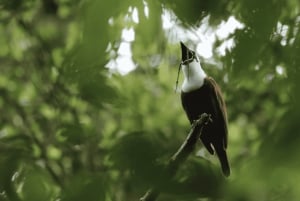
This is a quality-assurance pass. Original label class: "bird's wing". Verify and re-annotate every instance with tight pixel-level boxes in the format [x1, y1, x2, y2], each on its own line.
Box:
[205, 77, 228, 148]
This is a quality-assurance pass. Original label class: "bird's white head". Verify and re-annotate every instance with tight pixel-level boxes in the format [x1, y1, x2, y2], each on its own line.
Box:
[179, 42, 206, 92]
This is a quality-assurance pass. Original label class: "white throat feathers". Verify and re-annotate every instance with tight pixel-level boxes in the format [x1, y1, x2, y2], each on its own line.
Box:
[181, 60, 206, 92]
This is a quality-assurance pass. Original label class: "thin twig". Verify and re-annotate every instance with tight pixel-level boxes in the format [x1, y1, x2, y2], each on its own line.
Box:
[140, 113, 212, 201]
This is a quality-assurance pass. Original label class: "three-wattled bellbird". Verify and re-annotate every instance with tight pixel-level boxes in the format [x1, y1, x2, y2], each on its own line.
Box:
[178, 42, 230, 177]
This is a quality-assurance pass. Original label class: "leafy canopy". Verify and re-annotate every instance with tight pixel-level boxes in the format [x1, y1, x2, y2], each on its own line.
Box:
[0, 0, 300, 200]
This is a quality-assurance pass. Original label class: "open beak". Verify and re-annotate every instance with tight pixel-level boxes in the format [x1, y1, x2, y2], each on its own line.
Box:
[179, 41, 193, 81]
[180, 41, 189, 62]
[175, 42, 190, 92]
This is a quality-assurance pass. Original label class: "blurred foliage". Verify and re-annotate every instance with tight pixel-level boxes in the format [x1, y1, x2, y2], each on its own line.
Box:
[0, 0, 300, 200]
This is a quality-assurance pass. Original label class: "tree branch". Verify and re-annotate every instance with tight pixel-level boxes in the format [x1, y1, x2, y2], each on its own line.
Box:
[140, 113, 212, 201]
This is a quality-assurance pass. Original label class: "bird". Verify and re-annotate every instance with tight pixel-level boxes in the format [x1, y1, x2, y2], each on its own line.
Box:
[178, 42, 230, 177]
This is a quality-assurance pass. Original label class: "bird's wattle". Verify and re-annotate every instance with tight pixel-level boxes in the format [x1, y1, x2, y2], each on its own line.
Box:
[181, 60, 206, 93]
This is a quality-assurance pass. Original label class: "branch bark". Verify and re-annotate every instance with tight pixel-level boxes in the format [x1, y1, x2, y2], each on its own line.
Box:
[140, 113, 212, 201]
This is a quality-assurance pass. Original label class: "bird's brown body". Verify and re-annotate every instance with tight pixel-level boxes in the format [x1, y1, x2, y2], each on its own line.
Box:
[179, 42, 230, 176]
[181, 76, 230, 176]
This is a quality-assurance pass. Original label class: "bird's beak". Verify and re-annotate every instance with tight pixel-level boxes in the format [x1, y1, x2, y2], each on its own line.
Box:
[180, 41, 189, 62]
[175, 42, 189, 92]
[180, 41, 193, 80]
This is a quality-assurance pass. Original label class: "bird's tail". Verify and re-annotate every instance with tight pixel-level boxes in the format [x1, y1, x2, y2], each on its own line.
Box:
[216, 148, 230, 177]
